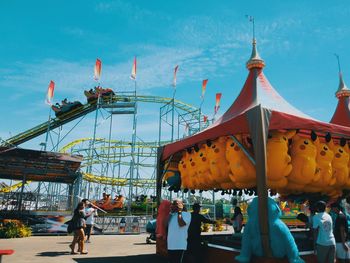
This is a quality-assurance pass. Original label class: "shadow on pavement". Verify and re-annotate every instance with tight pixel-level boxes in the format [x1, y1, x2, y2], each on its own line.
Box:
[73, 254, 167, 263]
[36, 251, 72, 257]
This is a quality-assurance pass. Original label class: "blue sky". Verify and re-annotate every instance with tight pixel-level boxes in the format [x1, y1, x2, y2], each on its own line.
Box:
[1, 0, 350, 149]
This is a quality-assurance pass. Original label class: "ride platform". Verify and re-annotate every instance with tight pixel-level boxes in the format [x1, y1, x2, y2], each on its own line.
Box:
[0, 147, 82, 183]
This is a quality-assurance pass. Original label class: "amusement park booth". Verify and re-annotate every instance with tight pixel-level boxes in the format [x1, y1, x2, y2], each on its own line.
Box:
[156, 39, 350, 262]
[0, 146, 83, 232]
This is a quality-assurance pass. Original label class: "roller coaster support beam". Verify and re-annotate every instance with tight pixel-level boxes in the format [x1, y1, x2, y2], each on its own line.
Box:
[86, 97, 100, 200]
[18, 174, 26, 212]
[73, 172, 83, 211]
[127, 82, 138, 215]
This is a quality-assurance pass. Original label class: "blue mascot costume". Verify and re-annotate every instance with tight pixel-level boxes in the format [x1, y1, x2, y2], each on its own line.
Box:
[236, 197, 304, 263]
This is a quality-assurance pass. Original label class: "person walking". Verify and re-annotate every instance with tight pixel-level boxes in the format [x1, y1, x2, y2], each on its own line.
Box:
[69, 202, 88, 255]
[85, 203, 97, 243]
[232, 206, 243, 233]
[187, 203, 216, 263]
[313, 201, 336, 263]
[167, 199, 191, 263]
[331, 202, 350, 263]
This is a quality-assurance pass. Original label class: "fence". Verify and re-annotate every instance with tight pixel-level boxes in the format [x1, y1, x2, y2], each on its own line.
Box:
[94, 215, 154, 234]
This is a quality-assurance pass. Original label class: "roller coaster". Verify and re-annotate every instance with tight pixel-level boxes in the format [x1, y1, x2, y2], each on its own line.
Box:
[0, 88, 208, 213]
[4, 93, 201, 146]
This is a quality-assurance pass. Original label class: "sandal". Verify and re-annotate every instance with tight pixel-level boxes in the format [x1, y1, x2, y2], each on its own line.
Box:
[80, 251, 88, 255]
[70, 251, 78, 255]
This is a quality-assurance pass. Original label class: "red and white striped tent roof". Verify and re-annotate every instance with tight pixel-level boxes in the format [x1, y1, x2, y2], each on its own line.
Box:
[161, 40, 350, 161]
[330, 72, 350, 127]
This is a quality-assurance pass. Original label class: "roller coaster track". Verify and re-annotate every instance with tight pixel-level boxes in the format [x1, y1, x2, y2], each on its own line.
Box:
[0, 181, 30, 193]
[2, 94, 200, 146]
[59, 138, 168, 154]
[82, 172, 155, 186]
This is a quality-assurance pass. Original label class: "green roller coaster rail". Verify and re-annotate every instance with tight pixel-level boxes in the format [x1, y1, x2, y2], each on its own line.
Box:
[2, 94, 200, 146]
[59, 138, 170, 154]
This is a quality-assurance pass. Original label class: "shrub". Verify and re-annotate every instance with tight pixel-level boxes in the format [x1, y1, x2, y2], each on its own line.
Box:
[0, 220, 32, 238]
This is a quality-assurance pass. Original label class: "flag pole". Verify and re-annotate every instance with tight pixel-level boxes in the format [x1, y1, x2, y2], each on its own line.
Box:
[171, 65, 178, 141]
[171, 72, 176, 141]
[199, 79, 208, 130]
[43, 107, 52, 151]
[199, 98, 204, 131]
[128, 56, 137, 215]
[43, 80, 55, 152]
[36, 106, 52, 210]
[171, 87, 176, 141]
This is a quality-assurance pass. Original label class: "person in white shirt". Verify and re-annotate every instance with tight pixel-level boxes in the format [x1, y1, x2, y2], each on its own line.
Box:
[167, 199, 191, 263]
[313, 201, 336, 263]
[84, 203, 97, 243]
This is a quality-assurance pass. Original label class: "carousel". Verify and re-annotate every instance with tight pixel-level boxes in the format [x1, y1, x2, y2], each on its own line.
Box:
[156, 37, 350, 262]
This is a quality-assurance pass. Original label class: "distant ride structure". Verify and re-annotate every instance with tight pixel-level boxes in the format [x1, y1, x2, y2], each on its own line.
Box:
[0, 86, 208, 215]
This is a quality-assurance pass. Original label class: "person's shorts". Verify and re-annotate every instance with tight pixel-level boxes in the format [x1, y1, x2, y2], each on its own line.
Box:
[336, 242, 350, 259]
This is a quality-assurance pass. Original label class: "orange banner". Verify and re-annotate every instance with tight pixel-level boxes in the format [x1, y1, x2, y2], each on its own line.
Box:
[201, 79, 208, 99]
[214, 93, 222, 114]
[94, 59, 102, 81]
[130, 56, 137, 80]
[45, 80, 55, 105]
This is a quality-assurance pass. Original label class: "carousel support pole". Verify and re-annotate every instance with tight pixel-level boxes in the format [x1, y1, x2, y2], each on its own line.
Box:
[247, 104, 272, 258]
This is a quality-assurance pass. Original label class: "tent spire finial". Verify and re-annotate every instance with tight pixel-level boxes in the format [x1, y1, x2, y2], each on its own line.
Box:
[246, 15, 265, 70]
[334, 53, 350, 98]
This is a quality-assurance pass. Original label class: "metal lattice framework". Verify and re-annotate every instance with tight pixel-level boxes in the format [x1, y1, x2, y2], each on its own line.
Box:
[0, 92, 209, 213]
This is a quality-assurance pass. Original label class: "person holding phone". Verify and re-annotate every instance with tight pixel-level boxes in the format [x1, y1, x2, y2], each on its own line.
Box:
[167, 199, 191, 263]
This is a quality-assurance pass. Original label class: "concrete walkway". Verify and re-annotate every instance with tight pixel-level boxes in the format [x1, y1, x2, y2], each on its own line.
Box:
[0, 234, 166, 263]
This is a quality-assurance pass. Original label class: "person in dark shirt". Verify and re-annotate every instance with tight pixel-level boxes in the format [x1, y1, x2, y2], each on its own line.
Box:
[331, 202, 350, 263]
[187, 203, 216, 263]
[231, 206, 243, 233]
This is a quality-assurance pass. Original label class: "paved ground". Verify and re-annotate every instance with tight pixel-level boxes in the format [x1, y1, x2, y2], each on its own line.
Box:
[0, 234, 167, 263]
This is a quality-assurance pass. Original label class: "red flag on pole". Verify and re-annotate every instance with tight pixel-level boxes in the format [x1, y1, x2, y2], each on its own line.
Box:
[201, 79, 208, 99]
[45, 80, 55, 105]
[130, 56, 137, 80]
[94, 59, 102, 81]
[214, 93, 222, 114]
[203, 115, 208, 123]
[173, 65, 179, 87]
